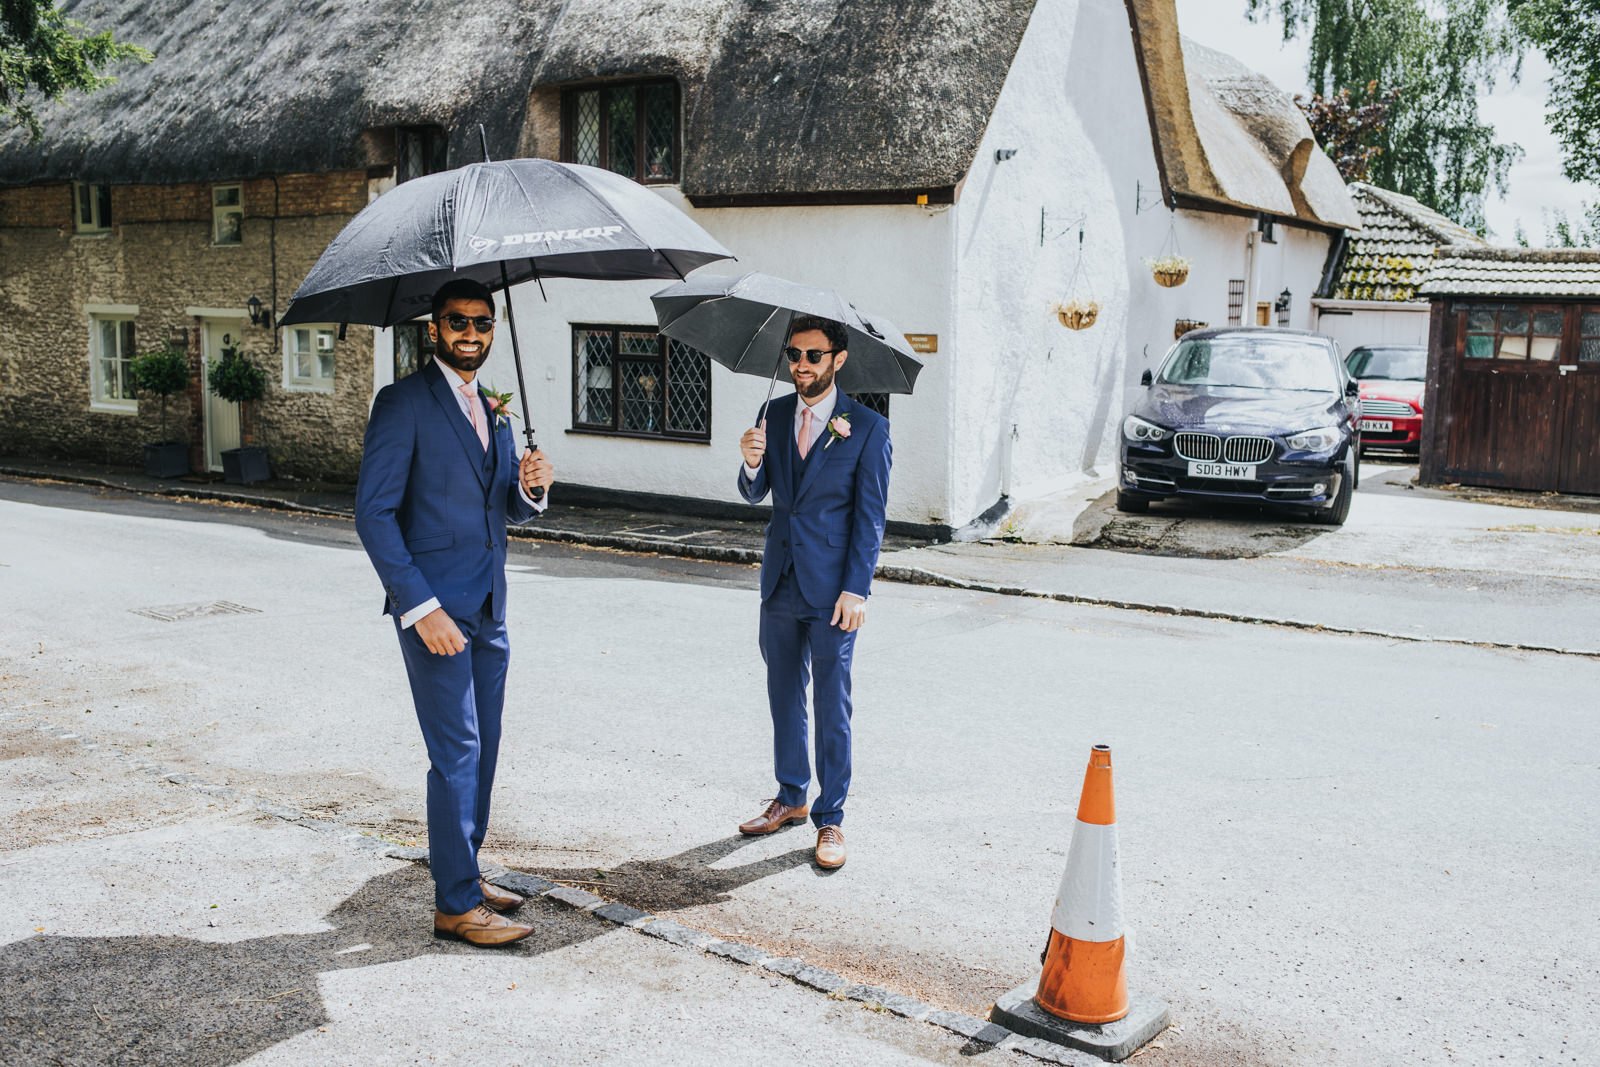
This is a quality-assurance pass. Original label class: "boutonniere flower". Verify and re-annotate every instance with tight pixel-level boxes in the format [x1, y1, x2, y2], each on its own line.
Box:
[824, 413, 852, 449]
[482, 387, 519, 429]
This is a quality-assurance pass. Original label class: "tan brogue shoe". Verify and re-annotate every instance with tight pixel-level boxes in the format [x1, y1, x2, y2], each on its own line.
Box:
[433, 904, 534, 947]
[480, 878, 525, 913]
[739, 798, 810, 835]
[815, 825, 846, 869]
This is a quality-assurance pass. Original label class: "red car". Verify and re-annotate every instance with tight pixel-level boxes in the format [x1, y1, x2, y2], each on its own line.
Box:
[1345, 344, 1426, 456]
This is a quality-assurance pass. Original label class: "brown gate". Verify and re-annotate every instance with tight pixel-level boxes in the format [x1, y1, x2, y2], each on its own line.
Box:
[1428, 302, 1600, 493]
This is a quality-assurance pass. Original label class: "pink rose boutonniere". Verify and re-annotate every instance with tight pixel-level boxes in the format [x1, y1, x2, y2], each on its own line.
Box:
[482, 388, 519, 429]
[824, 413, 852, 449]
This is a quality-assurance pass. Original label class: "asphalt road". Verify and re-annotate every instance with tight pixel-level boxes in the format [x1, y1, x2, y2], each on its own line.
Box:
[3, 478, 1597, 1066]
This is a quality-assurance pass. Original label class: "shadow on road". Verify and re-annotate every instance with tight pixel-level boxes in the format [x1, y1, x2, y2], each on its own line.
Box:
[1, 834, 812, 1066]
[532, 831, 816, 912]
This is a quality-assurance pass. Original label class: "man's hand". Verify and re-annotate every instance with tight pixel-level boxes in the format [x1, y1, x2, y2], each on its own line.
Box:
[740, 420, 767, 468]
[831, 592, 867, 632]
[520, 448, 554, 496]
[415, 607, 467, 656]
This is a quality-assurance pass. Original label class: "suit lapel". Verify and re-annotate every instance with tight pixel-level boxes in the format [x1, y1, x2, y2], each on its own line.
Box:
[768, 400, 796, 502]
[424, 361, 490, 491]
[793, 392, 850, 506]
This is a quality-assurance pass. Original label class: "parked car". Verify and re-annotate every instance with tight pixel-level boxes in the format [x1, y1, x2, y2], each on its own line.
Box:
[1345, 344, 1426, 456]
[1118, 327, 1360, 524]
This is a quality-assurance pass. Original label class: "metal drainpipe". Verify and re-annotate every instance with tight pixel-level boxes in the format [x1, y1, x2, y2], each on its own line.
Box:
[1242, 229, 1259, 324]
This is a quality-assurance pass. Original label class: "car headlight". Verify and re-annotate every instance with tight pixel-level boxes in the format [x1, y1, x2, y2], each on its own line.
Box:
[1122, 415, 1170, 443]
[1286, 426, 1341, 452]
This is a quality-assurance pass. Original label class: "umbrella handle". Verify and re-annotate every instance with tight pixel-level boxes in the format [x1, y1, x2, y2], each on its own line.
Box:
[756, 308, 795, 428]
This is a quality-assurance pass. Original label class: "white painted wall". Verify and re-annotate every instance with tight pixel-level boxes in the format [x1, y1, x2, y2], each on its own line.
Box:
[463, 192, 955, 525]
[947, 0, 1339, 524]
[1313, 300, 1430, 353]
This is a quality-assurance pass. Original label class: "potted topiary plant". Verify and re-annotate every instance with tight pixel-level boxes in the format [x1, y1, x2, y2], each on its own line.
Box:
[207, 340, 270, 484]
[130, 344, 190, 478]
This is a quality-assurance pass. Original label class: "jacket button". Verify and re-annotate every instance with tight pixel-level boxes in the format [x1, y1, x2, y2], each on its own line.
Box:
[485, 540, 493, 549]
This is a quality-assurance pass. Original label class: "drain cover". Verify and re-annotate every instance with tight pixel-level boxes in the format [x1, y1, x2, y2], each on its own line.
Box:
[130, 601, 262, 623]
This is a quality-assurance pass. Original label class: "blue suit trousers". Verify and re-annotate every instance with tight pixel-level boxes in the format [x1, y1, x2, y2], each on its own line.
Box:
[393, 598, 509, 914]
[759, 569, 855, 827]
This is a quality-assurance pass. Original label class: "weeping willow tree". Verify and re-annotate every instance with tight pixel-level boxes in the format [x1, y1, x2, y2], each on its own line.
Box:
[1247, 0, 1522, 235]
[1510, 0, 1600, 185]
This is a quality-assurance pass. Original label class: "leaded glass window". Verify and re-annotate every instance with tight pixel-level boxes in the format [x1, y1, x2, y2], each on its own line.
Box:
[562, 81, 679, 184]
[572, 325, 710, 441]
[854, 393, 890, 419]
[1461, 303, 1564, 362]
[1582, 308, 1600, 364]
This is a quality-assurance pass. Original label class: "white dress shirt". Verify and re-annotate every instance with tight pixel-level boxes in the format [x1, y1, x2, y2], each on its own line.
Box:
[399, 358, 547, 628]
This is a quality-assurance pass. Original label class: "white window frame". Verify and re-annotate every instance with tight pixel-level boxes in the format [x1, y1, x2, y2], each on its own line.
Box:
[87, 305, 140, 413]
[74, 182, 112, 234]
[212, 184, 243, 245]
[283, 324, 338, 393]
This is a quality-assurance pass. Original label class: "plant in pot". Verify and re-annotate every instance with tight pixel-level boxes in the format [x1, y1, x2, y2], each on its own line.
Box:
[1146, 253, 1191, 288]
[207, 341, 271, 484]
[129, 345, 190, 478]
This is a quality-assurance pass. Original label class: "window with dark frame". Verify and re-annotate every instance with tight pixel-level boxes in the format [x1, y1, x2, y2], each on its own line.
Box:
[396, 126, 447, 184]
[74, 182, 112, 232]
[1580, 306, 1600, 363]
[1461, 303, 1566, 362]
[854, 393, 890, 418]
[561, 81, 679, 184]
[1227, 280, 1245, 325]
[572, 325, 710, 440]
[393, 322, 435, 380]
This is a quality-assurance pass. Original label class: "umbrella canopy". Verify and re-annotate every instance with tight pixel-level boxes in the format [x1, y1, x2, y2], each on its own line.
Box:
[280, 159, 734, 327]
[650, 272, 923, 395]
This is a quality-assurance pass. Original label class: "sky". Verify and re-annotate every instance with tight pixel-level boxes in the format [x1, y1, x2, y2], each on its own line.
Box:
[1174, 0, 1599, 245]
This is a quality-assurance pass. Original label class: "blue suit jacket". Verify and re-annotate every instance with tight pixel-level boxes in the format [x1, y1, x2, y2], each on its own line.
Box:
[354, 360, 537, 624]
[737, 391, 892, 609]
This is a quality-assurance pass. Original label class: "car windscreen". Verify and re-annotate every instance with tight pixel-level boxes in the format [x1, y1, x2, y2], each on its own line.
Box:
[1158, 338, 1338, 392]
[1346, 346, 1427, 380]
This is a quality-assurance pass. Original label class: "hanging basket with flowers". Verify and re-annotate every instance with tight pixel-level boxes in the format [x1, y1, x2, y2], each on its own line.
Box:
[1050, 223, 1100, 331]
[1147, 254, 1191, 288]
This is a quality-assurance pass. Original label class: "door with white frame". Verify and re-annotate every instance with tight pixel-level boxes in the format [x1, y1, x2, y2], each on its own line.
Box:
[202, 318, 246, 471]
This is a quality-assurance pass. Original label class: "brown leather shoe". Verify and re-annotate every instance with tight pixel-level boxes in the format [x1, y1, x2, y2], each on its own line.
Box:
[739, 798, 810, 835]
[480, 878, 525, 913]
[433, 905, 535, 946]
[814, 825, 846, 869]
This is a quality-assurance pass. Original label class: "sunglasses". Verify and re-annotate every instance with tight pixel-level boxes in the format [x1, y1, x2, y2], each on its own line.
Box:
[784, 346, 837, 365]
[437, 314, 496, 333]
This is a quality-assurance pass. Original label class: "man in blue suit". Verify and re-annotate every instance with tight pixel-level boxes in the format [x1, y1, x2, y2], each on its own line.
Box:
[736, 315, 892, 870]
[355, 279, 554, 945]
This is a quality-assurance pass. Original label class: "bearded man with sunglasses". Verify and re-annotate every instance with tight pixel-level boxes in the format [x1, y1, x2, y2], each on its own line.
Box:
[355, 277, 554, 945]
[736, 315, 892, 870]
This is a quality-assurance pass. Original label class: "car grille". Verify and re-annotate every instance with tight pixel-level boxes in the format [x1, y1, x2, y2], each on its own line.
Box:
[1174, 432, 1221, 461]
[1361, 398, 1415, 417]
[1175, 432, 1275, 463]
[1224, 436, 1275, 464]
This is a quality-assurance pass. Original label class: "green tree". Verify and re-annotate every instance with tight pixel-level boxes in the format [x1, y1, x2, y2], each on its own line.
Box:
[1542, 202, 1600, 248]
[1247, 0, 1522, 234]
[0, 0, 151, 140]
[1510, 0, 1600, 183]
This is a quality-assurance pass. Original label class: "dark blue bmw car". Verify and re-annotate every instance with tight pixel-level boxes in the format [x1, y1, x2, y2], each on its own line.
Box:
[1117, 327, 1360, 524]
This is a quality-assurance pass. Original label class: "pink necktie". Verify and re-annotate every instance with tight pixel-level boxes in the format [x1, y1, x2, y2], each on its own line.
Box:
[461, 382, 488, 450]
[798, 406, 813, 459]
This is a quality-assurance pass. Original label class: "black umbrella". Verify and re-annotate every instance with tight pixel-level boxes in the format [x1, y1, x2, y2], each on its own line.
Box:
[650, 271, 923, 423]
[281, 158, 735, 496]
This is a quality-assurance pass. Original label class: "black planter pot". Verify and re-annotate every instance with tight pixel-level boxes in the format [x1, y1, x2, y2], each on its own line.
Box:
[222, 445, 270, 485]
[143, 442, 190, 479]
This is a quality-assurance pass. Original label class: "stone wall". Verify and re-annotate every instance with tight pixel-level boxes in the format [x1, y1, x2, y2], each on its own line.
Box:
[0, 172, 375, 482]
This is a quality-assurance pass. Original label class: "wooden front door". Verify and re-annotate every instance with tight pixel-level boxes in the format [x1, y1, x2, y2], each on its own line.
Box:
[1557, 306, 1600, 493]
[202, 319, 244, 472]
[1444, 303, 1600, 492]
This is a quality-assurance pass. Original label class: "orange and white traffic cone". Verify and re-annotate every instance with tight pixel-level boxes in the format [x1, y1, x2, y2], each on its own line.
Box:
[1037, 742, 1127, 1023]
[990, 745, 1169, 1062]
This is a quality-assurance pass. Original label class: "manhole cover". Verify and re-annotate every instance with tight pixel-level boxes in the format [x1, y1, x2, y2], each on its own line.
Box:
[130, 601, 262, 623]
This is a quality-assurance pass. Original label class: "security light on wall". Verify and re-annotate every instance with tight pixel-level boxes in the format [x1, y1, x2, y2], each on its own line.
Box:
[247, 295, 272, 329]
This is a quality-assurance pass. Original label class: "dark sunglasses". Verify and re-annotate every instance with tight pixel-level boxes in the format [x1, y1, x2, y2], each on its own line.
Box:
[437, 314, 496, 333]
[784, 346, 837, 365]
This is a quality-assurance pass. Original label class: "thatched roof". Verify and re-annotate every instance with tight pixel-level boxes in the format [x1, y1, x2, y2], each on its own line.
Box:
[0, 0, 1032, 198]
[1126, 0, 1357, 230]
[1332, 183, 1485, 302]
[1420, 246, 1600, 298]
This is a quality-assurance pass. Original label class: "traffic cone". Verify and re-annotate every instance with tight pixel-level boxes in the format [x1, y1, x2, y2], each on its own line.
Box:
[989, 745, 1169, 1061]
[1037, 743, 1126, 1022]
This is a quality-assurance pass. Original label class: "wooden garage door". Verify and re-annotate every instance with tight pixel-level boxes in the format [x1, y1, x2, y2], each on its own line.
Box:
[1558, 307, 1600, 494]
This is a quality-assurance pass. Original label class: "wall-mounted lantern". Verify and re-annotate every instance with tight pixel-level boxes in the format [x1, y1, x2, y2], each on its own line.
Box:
[247, 294, 272, 329]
